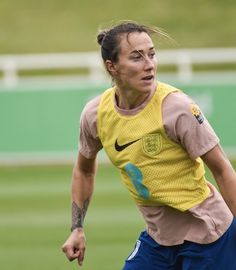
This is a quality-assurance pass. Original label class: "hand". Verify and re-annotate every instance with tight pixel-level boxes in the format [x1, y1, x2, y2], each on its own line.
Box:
[62, 228, 86, 266]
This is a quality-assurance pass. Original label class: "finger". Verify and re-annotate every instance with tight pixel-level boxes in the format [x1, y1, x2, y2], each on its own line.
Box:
[77, 247, 86, 266]
[62, 245, 79, 261]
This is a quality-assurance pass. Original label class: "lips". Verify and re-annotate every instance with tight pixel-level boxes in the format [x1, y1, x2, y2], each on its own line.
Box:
[142, 75, 154, 81]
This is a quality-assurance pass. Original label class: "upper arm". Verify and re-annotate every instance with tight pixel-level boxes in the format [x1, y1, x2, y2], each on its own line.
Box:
[79, 96, 103, 159]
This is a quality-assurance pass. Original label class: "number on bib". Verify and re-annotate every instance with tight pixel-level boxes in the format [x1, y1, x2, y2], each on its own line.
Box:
[124, 163, 150, 199]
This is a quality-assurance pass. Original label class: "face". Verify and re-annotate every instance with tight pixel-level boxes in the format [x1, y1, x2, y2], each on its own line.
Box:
[107, 32, 157, 94]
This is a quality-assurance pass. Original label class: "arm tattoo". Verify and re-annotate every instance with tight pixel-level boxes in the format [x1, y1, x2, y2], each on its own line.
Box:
[71, 199, 90, 231]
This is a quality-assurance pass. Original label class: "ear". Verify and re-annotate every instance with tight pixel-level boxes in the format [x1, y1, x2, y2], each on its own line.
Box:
[105, 60, 117, 76]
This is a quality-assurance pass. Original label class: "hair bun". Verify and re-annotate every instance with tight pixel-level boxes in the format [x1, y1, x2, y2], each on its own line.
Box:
[97, 30, 108, 46]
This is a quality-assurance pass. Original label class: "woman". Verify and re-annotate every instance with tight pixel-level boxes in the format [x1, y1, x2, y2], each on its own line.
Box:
[62, 22, 236, 269]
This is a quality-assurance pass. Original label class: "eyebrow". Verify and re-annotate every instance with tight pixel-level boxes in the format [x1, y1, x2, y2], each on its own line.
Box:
[130, 47, 155, 54]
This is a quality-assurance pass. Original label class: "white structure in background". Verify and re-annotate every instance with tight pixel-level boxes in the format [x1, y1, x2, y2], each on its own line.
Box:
[0, 47, 236, 88]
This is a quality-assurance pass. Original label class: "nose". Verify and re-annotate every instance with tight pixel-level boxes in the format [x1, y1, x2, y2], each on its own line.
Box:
[144, 56, 156, 70]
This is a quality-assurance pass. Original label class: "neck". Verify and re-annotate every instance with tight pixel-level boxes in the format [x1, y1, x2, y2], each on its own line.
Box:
[115, 87, 154, 110]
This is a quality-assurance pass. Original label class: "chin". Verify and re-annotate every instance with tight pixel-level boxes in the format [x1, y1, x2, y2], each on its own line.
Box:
[141, 82, 156, 93]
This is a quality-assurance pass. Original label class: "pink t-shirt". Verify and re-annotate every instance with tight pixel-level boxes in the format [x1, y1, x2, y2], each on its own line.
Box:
[79, 83, 233, 245]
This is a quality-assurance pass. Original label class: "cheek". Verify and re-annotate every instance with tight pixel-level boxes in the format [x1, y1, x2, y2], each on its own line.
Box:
[120, 71, 139, 85]
[122, 65, 141, 78]
[115, 61, 143, 82]
[154, 59, 158, 70]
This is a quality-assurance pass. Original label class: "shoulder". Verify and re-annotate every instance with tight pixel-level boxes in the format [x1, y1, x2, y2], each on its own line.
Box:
[162, 90, 219, 159]
[81, 87, 114, 119]
[81, 95, 102, 124]
[82, 95, 102, 116]
[80, 95, 102, 139]
[163, 90, 194, 113]
[162, 90, 196, 129]
[162, 92, 219, 158]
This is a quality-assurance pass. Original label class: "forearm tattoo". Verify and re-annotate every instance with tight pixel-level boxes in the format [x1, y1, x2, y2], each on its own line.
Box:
[71, 199, 90, 231]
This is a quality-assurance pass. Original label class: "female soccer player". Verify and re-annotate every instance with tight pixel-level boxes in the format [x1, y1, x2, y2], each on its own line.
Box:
[62, 21, 236, 269]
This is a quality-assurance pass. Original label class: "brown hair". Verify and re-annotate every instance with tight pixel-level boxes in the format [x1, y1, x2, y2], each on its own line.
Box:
[97, 21, 169, 63]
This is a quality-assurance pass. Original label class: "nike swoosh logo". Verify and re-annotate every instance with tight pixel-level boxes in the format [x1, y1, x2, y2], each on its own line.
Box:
[115, 138, 141, 152]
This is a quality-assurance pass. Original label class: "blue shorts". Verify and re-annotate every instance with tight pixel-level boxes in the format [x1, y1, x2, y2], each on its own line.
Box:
[122, 218, 236, 270]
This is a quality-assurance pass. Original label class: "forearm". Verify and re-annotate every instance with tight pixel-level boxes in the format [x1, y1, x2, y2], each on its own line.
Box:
[214, 165, 236, 217]
[71, 195, 91, 231]
[202, 145, 236, 217]
[62, 154, 96, 265]
[71, 155, 97, 231]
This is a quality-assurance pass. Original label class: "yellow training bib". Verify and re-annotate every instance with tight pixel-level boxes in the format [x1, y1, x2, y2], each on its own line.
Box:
[97, 82, 210, 211]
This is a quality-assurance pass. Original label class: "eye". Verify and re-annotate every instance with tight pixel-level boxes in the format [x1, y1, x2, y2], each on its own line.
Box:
[149, 51, 156, 58]
[131, 54, 142, 61]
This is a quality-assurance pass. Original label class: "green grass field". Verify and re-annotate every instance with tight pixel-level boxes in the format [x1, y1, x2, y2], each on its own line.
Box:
[0, 164, 144, 270]
[0, 0, 236, 54]
[1, 161, 236, 270]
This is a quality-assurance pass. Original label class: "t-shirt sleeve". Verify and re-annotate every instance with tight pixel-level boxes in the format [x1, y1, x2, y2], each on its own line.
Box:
[79, 96, 103, 159]
[162, 91, 219, 159]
